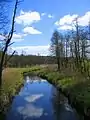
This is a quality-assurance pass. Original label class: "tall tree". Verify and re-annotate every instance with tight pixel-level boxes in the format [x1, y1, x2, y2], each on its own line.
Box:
[50, 30, 61, 70]
[0, 0, 19, 87]
[64, 34, 70, 67]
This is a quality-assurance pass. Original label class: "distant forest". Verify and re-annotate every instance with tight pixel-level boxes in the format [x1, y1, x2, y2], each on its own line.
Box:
[0, 51, 56, 67]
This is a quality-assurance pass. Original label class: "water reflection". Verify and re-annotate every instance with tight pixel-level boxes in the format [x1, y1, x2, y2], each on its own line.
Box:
[24, 94, 44, 102]
[25, 76, 47, 83]
[17, 104, 44, 118]
[51, 88, 78, 120]
[6, 76, 78, 120]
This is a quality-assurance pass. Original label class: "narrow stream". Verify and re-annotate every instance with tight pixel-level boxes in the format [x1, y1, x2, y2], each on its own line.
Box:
[6, 76, 79, 120]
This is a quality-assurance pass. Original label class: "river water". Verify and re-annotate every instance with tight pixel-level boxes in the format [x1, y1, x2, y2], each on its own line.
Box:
[6, 76, 79, 120]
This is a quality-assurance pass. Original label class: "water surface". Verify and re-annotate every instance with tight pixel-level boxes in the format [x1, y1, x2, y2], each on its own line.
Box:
[6, 76, 79, 120]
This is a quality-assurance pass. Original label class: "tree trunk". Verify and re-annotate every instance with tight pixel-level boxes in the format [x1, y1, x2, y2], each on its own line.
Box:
[0, 52, 5, 87]
[57, 56, 60, 71]
[0, 0, 18, 87]
[0, 70, 2, 88]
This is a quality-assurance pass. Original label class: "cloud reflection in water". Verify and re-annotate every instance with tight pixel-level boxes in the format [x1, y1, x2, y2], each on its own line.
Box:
[17, 104, 44, 119]
[25, 94, 44, 102]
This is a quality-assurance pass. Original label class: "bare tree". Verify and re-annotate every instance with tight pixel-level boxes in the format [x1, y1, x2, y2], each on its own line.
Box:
[64, 34, 70, 67]
[59, 34, 64, 67]
[71, 18, 90, 74]
[73, 18, 80, 67]
[0, 0, 19, 87]
[50, 18, 90, 78]
[50, 30, 61, 70]
[50, 30, 65, 71]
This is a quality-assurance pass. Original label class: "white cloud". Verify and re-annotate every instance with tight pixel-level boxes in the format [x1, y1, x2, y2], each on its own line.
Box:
[55, 11, 90, 30]
[16, 10, 41, 26]
[12, 45, 50, 56]
[58, 25, 75, 30]
[23, 27, 42, 34]
[11, 33, 24, 42]
[41, 13, 54, 18]
[48, 14, 54, 18]
[55, 21, 59, 26]
[0, 34, 5, 40]
[23, 33, 27, 36]
[41, 13, 46, 16]
[78, 11, 90, 26]
[20, 10, 25, 15]
[55, 14, 78, 26]
[12, 33, 23, 39]
[12, 38, 24, 42]
[0, 33, 24, 43]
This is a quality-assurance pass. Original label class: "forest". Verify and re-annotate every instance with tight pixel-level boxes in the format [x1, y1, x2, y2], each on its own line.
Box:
[0, 53, 56, 67]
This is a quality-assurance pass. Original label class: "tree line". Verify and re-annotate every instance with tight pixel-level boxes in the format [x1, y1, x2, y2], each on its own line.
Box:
[0, 53, 56, 67]
[50, 18, 90, 77]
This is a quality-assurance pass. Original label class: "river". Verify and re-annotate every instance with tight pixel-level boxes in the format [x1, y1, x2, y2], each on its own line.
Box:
[6, 76, 79, 120]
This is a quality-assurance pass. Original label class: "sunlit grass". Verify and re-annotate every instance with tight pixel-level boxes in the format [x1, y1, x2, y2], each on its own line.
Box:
[29, 66, 90, 113]
[1, 66, 41, 95]
[1, 65, 90, 117]
[0, 66, 41, 117]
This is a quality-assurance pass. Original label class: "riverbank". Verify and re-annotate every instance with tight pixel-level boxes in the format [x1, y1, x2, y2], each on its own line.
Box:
[0, 66, 41, 119]
[25, 66, 90, 119]
[0, 68, 22, 119]
[1, 66, 90, 119]
[0, 68, 25, 119]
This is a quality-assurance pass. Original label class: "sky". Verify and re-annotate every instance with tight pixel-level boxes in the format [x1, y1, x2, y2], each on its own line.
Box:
[11, 0, 90, 56]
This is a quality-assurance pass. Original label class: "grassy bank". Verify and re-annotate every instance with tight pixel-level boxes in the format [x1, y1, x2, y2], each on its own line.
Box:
[0, 68, 23, 119]
[0, 68, 27, 119]
[1, 66, 90, 119]
[0, 66, 41, 118]
[26, 66, 90, 119]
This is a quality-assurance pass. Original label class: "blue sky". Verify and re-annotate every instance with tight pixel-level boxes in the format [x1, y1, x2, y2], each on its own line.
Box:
[11, 0, 90, 55]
